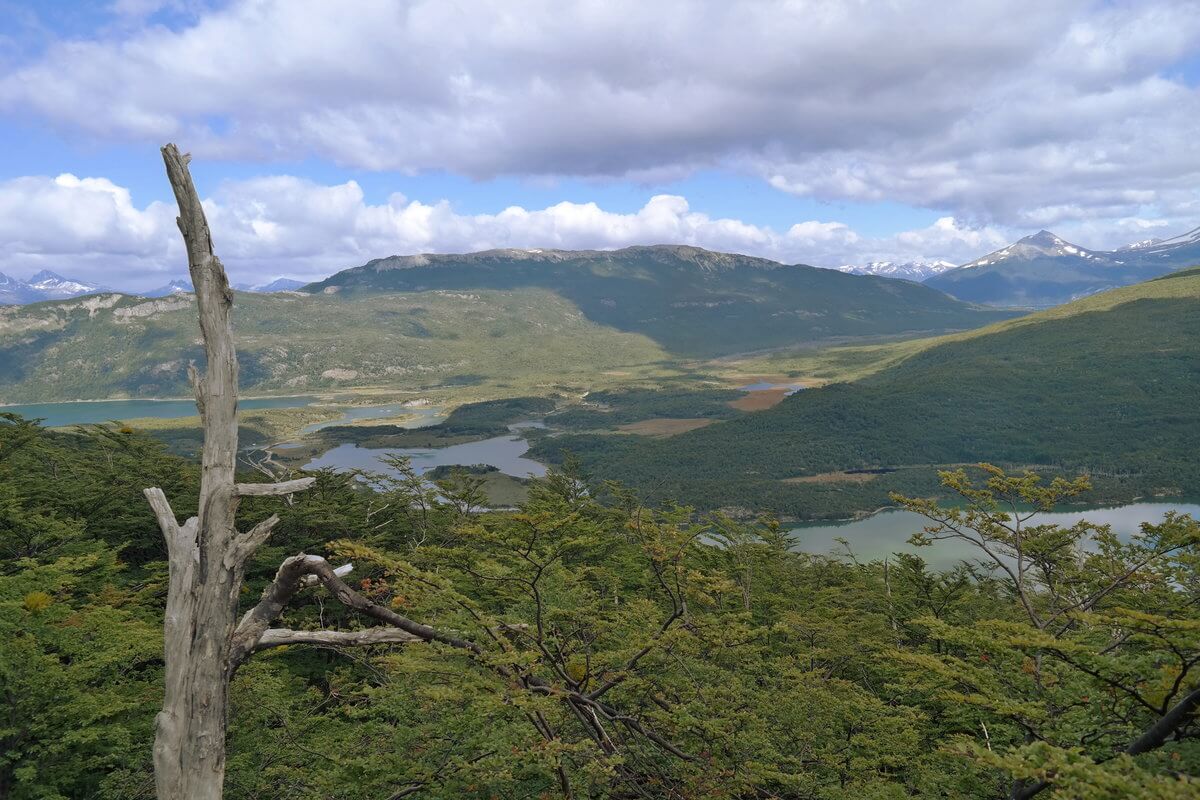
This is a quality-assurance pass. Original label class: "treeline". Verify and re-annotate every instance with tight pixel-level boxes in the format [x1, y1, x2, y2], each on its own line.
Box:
[2, 415, 1197, 798]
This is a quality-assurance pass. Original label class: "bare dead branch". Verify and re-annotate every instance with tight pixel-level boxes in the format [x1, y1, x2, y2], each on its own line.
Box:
[224, 515, 281, 568]
[235, 478, 316, 496]
[253, 627, 421, 652]
[144, 487, 180, 535]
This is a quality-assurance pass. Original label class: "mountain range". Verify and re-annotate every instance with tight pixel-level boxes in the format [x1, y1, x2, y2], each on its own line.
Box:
[0, 245, 1015, 402]
[142, 276, 307, 297]
[0, 273, 310, 305]
[925, 225, 1200, 307]
[306, 245, 1014, 358]
[0, 270, 107, 305]
[6, 218, 1199, 313]
[836, 260, 957, 281]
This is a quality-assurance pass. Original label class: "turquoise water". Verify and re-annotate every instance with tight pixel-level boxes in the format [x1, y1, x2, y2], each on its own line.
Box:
[300, 403, 445, 434]
[739, 382, 804, 393]
[790, 501, 1200, 569]
[2, 396, 317, 427]
[305, 435, 547, 478]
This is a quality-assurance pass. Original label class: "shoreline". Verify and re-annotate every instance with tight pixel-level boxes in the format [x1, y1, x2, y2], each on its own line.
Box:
[0, 392, 329, 408]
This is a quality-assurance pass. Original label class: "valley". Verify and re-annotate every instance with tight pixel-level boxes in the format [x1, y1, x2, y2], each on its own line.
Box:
[5, 246, 1199, 523]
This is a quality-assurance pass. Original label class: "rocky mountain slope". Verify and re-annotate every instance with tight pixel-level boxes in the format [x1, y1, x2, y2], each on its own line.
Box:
[0, 245, 1017, 402]
[926, 226, 1200, 307]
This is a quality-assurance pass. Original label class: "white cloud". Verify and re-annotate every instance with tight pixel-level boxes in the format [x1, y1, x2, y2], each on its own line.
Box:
[3, 0, 1200, 235]
[0, 172, 1024, 289]
[0, 173, 180, 285]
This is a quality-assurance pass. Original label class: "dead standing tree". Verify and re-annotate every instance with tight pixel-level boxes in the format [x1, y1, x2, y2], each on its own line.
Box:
[145, 145, 691, 800]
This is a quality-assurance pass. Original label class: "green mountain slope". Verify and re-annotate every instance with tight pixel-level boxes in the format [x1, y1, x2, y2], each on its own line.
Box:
[0, 289, 671, 403]
[307, 245, 1017, 357]
[0, 246, 1016, 403]
[535, 268, 1200, 518]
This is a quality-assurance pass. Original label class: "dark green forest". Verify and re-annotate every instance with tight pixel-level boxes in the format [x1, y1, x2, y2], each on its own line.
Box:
[3, 416, 1197, 798]
[307, 245, 1016, 358]
[534, 270, 1200, 519]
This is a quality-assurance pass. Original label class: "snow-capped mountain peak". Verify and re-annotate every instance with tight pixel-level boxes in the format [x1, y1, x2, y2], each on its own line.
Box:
[0, 270, 106, 304]
[1120, 238, 1164, 251]
[1128, 225, 1200, 254]
[837, 260, 958, 281]
[234, 277, 307, 293]
[962, 230, 1101, 269]
[143, 279, 194, 297]
[27, 270, 105, 299]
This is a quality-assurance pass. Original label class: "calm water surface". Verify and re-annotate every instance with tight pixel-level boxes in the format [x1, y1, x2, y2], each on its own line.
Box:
[3, 396, 316, 427]
[305, 435, 547, 478]
[300, 403, 445, 434]
[739, 382, 804, 394]
[791, 501, 1200, 569]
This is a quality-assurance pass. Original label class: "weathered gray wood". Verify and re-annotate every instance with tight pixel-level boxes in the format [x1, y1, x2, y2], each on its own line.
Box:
[146, 145, 321, 800]
[253, 627, 421, 651]
[143, 145, 409, 800]
[234, 477, 316, 496]
[144, 143, 240, 800]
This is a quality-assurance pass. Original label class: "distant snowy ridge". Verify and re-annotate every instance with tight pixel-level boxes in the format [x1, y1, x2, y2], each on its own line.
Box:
[0, 270, 106, 305]
[142, 279, 194, 297]
[926, 222, 1200, 307]
[836, 260, 958, 281]
[234, 277, 307, 293]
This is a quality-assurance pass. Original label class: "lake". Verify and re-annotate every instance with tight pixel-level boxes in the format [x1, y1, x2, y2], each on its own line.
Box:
[300, 403, 445, 434]
[790, 501, 1200, 569]
[0, 396, 448, 433]
[305, 435, 547, 478]
[2, 396, 317, 427]
[739, 382, 804, 394]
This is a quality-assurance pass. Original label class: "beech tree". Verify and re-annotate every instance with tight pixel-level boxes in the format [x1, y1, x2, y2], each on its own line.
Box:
[144, 145, 695, 800]
[893, 466, 1200, 799]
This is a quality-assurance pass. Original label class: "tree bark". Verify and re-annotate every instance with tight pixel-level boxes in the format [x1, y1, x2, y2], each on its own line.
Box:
[148, 144, 245, 800]
[149, 145, 324, 799]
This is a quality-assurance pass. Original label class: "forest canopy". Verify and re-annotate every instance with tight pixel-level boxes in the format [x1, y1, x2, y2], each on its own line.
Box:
[2, 414, 1198, 799]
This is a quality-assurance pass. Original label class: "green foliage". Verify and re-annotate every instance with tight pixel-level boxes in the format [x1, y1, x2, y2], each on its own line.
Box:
[3, 419, 1196, 797]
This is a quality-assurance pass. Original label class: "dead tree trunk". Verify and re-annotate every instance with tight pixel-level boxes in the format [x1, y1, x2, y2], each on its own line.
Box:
[148, 143, 246, 800]
[146, 145, 691, 800]
[148, 146, 330, 799]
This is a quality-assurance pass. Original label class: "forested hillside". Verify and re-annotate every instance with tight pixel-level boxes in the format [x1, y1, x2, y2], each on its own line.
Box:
[534, 268, 1200, 518]
[4, 417, 1198, 798]
[307, 245, 1017, 357]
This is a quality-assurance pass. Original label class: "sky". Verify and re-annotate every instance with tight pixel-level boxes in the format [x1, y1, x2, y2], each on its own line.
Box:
[1, 0, 1200, 290]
